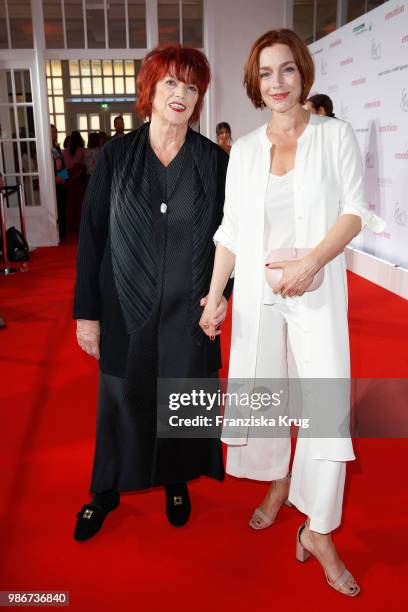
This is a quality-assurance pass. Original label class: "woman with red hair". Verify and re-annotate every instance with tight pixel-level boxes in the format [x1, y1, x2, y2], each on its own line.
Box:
[72, 46, 231, 540]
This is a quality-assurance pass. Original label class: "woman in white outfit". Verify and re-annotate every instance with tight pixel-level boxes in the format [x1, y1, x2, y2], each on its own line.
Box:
[200, 29, 384, 597]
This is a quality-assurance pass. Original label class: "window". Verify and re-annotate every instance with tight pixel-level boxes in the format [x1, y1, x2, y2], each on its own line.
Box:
[316, 0, 337, 40]
[0, 0, 33, 48]
[0, 69, 40, 206]
[46, 60, 66, 147]
[69, 59, 137, 96]
[294, 0, 388, 44]
[43, 0, 147, 49]
[158, 0, 203, 47]
[76, 113, 100, 144]
[43, 0, 64, 48]
[294, 0, 315, 45]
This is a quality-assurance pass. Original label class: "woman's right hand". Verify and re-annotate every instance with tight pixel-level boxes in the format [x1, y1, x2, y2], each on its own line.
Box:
[76, 319, 100, 359]
[199, 298, 223, 340]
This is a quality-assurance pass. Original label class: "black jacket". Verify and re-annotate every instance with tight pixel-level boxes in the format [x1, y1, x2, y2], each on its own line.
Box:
[73, 123, 231, 377]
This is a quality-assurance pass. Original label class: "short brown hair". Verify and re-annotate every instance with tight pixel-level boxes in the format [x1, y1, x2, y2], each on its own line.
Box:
[244, 29, 315, 108]
[136, 45, 211, 125]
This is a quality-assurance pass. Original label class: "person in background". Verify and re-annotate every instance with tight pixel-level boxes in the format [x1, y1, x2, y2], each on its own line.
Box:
[51, 124, 67, 243]
[304, 93, 335, 117]
[83, 133, 101, 186]
[216, 121, 232, 155]
[63, 130, 85, 170]
[63, 131, 86, 232]
[98, 131, 109, 147]
[112, 115, 125, 138]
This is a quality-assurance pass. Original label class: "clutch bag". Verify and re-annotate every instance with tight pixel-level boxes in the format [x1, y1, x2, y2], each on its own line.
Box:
[265, 248, 324, 292]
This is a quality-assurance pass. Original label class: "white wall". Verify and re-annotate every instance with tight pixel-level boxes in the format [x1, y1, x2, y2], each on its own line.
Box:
[204, 0, 288, 141]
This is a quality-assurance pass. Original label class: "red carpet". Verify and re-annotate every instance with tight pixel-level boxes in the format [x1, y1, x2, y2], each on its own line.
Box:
[1, 245, 407, 611]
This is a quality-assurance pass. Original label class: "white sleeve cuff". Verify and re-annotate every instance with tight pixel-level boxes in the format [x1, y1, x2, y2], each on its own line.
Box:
[213, 226, 236, 254]
[340, 205, 386, 233]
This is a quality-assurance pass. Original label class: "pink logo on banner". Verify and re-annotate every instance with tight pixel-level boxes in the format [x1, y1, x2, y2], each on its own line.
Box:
[340, 57, 353, 66]
[402, 34, 408, 43]
[379, 125, 397, 132]
[330, 38, 342, 48]
[385, 5, 405, 20]
[352, 77, 367, 86]
[365, 100, 381, 108]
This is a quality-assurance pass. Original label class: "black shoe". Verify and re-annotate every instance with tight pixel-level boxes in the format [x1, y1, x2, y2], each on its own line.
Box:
[73, 490, 119, 541]
[165, 483, 191, 527]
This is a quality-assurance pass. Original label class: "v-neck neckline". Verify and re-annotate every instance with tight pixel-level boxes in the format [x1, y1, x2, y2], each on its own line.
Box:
[261, 112, 314, 149]
[149, 139, 187, 170]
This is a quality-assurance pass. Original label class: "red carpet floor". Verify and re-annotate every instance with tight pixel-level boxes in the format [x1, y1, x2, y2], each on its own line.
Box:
[1, 244, 407, 611]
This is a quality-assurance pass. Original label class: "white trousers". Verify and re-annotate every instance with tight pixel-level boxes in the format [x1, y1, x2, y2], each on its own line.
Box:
[226, 299, 346, 534]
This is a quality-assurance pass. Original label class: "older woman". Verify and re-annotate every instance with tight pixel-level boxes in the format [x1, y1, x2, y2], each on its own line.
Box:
[200, 29, 384, 596]
[73, 45, 231, 541]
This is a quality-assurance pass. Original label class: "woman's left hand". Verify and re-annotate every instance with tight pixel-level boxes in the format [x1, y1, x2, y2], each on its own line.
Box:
[266, 256, 321, 298]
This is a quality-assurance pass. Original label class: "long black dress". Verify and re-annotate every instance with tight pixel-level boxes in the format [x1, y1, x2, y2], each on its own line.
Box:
[73, 123, 230, 493]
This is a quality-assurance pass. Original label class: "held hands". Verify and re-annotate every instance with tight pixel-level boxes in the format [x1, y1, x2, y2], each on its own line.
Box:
[265, 255, 321, 298]
[199, 295, 228, 339]
[76, 319, 100, 359]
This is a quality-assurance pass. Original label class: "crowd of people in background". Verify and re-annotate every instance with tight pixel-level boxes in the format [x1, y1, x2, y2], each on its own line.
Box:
[51, 116, 125, 243]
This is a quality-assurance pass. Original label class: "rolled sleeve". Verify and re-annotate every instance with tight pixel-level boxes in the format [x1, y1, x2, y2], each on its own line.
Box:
[213, 143, 241, 255]
[338, 121, 385, 234]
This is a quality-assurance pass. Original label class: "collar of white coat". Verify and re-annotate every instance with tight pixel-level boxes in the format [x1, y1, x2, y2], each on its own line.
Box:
[258, 112, 326, 148]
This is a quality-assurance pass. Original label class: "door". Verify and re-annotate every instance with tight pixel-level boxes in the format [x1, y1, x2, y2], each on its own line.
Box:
[0, 58, 58, 246]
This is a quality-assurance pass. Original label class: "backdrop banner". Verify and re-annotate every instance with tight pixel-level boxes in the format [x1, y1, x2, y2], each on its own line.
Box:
[309, 0, 408, 269]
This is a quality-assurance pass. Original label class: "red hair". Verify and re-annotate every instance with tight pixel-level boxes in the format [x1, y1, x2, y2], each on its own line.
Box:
[136, 45, 211, 125]
[244, 29, 315, 107]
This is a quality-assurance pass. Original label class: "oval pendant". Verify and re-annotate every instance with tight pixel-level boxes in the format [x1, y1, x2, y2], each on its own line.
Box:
[160, 202, 167, 214]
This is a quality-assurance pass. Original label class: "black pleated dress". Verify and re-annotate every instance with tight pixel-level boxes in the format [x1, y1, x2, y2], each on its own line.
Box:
[85, 137, 225, 494]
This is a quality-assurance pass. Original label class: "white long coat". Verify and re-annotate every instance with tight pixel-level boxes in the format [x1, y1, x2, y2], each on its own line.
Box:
[214, 114, 385, 462]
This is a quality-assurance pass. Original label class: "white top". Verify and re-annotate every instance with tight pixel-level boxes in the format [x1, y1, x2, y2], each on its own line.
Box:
[213, 114, 385, 459]
[263, 170, 295, 304]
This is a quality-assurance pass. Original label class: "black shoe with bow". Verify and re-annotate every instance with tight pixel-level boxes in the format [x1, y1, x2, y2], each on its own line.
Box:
[165, 482, 191, 527]
[73, 490, 120, 541]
